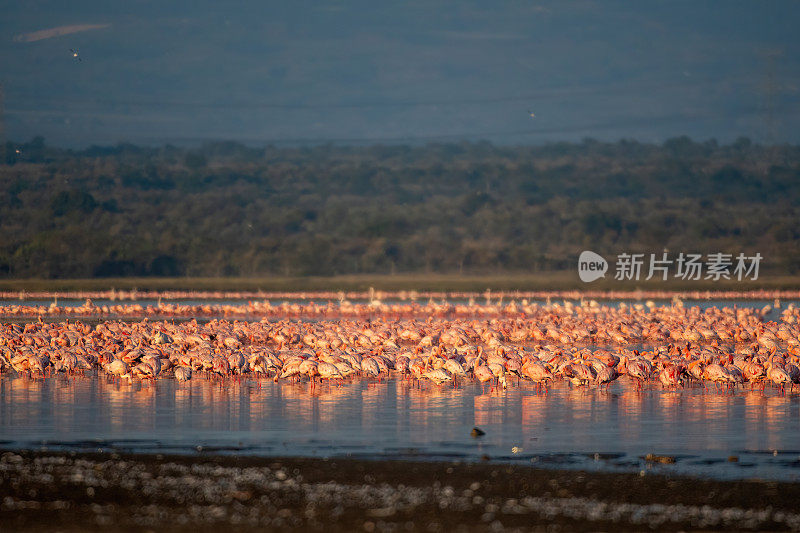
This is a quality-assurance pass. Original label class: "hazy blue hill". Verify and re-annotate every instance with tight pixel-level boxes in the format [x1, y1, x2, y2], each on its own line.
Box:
[2, 1, 799, 147]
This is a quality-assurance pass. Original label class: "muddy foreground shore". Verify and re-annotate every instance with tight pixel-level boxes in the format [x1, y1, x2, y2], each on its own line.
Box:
[1, 450, 799, 532]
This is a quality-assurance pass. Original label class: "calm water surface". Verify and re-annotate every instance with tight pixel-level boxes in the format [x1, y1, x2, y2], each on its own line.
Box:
[1, 375, 799, 481]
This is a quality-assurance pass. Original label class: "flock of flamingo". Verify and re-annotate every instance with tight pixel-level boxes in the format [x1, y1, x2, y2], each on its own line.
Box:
[2, 288, 798, 303]
[1, 294, 799, 393]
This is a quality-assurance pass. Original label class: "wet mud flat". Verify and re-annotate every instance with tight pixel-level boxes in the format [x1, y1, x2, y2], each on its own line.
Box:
[2, 451, 800, 532]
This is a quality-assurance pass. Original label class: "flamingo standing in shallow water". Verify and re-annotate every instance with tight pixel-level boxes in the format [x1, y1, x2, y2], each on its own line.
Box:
[766, 359, 792, 392]
[474, 362, 495, 392]
[423, 368, 451, 385]
[592, 363, 618, 390]
[521, 361, 552, 391]
[626, 359, 651, 389]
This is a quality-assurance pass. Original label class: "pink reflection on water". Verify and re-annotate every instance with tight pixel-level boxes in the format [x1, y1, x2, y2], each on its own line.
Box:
[0, 374, 798, 481]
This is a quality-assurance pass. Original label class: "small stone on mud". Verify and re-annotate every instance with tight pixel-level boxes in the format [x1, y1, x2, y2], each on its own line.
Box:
[644, 453, 675, 464]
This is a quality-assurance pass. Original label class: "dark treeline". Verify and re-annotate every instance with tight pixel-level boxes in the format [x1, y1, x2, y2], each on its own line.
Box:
[0, 136, 799, 278]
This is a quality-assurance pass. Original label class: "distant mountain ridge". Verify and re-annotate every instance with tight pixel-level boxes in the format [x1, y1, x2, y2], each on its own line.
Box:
[1, 1, 798, 147]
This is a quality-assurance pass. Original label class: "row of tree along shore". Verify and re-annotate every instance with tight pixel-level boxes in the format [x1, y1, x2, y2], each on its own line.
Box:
[1, 136, 798, 279]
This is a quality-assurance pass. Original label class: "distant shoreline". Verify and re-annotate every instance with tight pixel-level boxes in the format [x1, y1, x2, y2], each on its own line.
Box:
[1, 273, 800, 293]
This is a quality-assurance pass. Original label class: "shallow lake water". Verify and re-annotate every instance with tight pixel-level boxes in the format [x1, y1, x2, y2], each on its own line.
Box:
[1, 375, 799, 481]
[0, 298, 794, 326]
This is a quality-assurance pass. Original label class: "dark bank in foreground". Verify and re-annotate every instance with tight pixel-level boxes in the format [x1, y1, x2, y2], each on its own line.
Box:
[2, 451, 799, 532]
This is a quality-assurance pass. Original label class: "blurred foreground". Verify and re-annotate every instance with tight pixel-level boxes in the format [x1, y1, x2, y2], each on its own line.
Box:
[2, 451, 799, 532]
